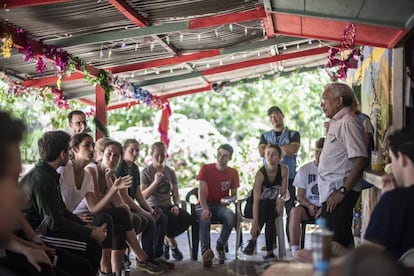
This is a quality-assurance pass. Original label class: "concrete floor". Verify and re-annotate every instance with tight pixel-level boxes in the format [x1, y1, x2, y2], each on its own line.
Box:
[125, 225, 301, 276]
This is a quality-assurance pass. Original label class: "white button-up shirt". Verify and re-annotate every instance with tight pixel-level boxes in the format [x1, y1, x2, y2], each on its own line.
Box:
[318, 107, 367, 203]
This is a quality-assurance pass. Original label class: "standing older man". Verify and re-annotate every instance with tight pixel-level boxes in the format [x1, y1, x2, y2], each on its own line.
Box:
[318, 83, 368, 248]
[259, 106, 300, 242]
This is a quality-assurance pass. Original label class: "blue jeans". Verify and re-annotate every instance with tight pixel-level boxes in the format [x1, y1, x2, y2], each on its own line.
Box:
[196, 203, 236, 254]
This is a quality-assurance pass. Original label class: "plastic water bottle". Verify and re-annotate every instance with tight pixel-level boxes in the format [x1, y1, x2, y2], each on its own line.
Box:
[311, 218, 333, 276]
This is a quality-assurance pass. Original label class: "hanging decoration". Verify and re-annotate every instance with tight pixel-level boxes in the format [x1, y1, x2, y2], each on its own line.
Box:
[1, 25, 168, 112]
[93, 116, 109, 137]
[112, 75, 168, 110]
[1, 33, 13, 58]
[325, 23, 361, 81]
[52, 89, 70, 109]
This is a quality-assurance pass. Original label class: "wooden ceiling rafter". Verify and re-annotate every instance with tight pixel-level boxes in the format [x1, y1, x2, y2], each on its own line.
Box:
[108, 0, 178, 56]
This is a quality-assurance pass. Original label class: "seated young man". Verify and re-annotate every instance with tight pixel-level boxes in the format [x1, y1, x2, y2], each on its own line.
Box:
[363, 125, 414, 260]
[289, 138, 324, 256]
[196, 144, 239, 267]
[20, 130, 106, 276]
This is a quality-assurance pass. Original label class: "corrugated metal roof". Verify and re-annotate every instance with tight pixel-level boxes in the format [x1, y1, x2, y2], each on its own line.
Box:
[0, 0, 413, 109]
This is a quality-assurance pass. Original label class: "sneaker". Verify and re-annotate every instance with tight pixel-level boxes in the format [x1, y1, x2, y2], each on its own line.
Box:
[98, 271, 115, 276]
[135, 260, 165, 275]
[261, 243, 277, 251]
[153, 257, 175, 270]
[216, 245, 225, 264]
[162, 243, 170, 260]
[243, 240, 256, 255]
[202, 248, 214, 268]
[123, 254, 131, 268]
[263, 253, 276, 260]
[171, 247, 183, 261]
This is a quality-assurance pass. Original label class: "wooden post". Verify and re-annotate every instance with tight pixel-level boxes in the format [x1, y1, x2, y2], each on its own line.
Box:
[95, 85, 107, 140]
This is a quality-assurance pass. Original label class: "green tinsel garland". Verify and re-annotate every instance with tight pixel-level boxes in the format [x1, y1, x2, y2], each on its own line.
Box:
[93, 117, 108, 137]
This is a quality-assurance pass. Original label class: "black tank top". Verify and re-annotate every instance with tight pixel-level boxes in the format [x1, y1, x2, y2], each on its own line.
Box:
[260, 165, 282, 188]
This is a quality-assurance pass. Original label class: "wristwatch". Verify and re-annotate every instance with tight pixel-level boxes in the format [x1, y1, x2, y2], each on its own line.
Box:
[338, 186, 348, 195]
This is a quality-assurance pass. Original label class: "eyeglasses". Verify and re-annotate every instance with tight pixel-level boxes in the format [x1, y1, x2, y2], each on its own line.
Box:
[72, 120, 86, 126]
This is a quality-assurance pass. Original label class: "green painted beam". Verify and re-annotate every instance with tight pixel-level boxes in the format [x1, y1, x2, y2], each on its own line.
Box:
[226, 65, 323, 86]
[136, 71, 203, 87]
[46, 21, 190, 47]
[220, 36, 303, 55]
[65, 90, 95, 100]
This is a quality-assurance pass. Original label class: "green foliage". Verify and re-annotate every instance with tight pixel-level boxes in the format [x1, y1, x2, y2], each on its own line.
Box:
[1, 69, 330, 193]
[0, 86, 87, 162]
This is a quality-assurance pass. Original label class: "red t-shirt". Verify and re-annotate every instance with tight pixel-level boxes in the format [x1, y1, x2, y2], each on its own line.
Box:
[197, 163, 239, 204]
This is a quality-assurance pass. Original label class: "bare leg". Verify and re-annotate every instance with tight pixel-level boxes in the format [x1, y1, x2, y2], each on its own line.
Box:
[289, 207, 311, 248]
[111, 249, 125, 276]
[101, 249, 112, 273]
[125, 229, 148, 262]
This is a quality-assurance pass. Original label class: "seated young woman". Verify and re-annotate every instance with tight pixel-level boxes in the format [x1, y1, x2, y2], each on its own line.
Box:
[60, 133, 163, 275]
[243, 144, 288, 259]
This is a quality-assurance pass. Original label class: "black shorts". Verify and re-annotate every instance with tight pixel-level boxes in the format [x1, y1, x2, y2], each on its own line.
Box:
[297, 204, 320, 219]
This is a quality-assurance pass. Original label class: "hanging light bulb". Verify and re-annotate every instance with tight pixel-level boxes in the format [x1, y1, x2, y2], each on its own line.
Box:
[197, 33, 201, 42]
[257, 51, 261, 57]
[155, 69, 160, 75]
[99, 44, 103, 59]
[121, 41, 126, 48]
[179, 33, 184, 42]
[135, 43, 139, 51]
[108, 49, 112, 58]
[150, 42, 155, 51]
[283, 44, 287, 50]
[215, 29, 219, 39]
[219, 60, 223, 66]
[308, 39, 313, 45]
[229, 24, 233, 32]
[243, 53, 247, 58]
[166, 36, 170, 45]
[131, 72, 135, 78]
[296, 43, 300, 49]
[244, 27, 248, 36]
[262, 28, 266, 37]
[206, 63, 210, 68]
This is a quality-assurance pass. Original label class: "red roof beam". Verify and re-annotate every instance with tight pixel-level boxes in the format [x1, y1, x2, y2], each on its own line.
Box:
[263, 12, 276, 38]
[273, 13, 408, 49]
[107, 0, 148, 27]
[188, 7, 266, 29]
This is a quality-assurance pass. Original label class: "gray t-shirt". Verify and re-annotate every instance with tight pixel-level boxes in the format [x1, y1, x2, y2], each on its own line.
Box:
[140, 164, 177, 208]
